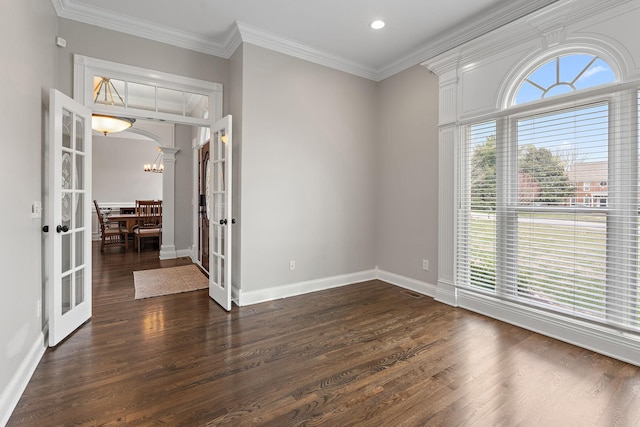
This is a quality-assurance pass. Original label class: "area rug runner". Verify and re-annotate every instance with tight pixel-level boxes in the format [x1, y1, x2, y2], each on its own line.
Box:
[133, 264, 208, 299]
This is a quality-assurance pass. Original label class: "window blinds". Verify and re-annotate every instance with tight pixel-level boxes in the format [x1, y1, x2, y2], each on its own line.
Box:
[458, 92, 639, 332]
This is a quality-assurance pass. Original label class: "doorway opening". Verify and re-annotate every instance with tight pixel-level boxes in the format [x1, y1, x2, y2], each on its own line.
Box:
[74, 55, 222, 260]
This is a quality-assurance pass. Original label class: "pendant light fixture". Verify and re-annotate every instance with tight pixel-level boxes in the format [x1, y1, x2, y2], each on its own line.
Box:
[92, 77, 136, 136]
[144, 147, 164, 173]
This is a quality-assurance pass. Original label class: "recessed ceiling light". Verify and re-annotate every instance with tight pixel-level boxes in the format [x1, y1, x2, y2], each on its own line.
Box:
[370, 19, 386, 30]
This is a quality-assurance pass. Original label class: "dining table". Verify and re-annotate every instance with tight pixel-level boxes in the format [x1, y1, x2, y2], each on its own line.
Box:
[104, 213, 139, 234]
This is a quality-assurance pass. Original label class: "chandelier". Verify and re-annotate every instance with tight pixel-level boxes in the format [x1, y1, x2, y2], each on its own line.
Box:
[144, 147, 164, 173]
[92, 77, 136, 136]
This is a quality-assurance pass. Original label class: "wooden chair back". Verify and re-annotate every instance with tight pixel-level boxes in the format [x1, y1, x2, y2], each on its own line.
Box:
[94, 200, 106, 228]
[93, 200, 127, 251]
[135, 200, 162, 228]
[133, 200, 162, 253]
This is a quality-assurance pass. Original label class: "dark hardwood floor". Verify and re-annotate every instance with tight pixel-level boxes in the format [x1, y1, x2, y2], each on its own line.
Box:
[8, 243, 640, 426]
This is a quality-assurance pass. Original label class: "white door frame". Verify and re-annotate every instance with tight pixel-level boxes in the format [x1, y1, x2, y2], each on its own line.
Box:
[73, 55, 223, 260]
[191, 110, 212, 268]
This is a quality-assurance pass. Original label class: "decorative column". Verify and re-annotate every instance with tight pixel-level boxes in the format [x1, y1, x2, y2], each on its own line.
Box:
[159, 146, 180, 260]
[423, 52, 460, 307]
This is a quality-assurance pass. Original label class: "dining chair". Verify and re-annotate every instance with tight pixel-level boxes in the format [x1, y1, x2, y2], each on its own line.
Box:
[93, 200, 127, 252]
[133, 200, 162, 253]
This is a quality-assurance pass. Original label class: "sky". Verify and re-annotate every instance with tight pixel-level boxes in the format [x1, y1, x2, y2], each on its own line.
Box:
[470, 54, 626, 164]
[515, 54, 615, 105]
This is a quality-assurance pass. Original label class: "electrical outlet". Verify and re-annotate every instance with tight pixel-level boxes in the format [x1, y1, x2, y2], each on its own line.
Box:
[37, 299, 41, 318]
[289, 260, 296, 271]
[422, 259, 429, 271]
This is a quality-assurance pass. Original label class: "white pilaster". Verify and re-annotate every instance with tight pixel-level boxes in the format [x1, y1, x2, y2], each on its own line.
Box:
[424, 57, 461, 307]
[159, 146, 180, 260]
[436, 125, 458, 306]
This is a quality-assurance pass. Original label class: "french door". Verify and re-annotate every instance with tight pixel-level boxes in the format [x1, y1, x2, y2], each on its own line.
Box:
[46, 89, 92, 346]
[209, 115, 233, 310]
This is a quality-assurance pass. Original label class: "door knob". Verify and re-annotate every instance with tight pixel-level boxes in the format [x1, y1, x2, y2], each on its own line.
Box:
[231, 218, 236, 224]
[42, 225, 49, 233]
[219, 219, 228, 225]
[56, 225, 69, 233]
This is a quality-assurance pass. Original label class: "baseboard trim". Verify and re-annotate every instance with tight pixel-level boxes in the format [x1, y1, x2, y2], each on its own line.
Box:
[435, 280, 458, 306]
[232, 285, 240, 306]
[159, 245, 177, 260]
[0, 331, 47, 426]
[375, 269, 436, 297]
[238, 269, 377, 306]
[457, 289, 640, 367]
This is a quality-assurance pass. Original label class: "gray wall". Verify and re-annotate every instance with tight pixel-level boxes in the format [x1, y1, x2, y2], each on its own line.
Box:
[376, 66, 439, 285]
[239, 44, 378, 292]
[174, 124, 194, 251]
[93, 135, 163, 203]
[0, 0, 58, 416]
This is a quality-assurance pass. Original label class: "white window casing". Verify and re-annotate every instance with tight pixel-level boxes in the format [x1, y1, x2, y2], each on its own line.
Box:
[424, 0, 640, 366]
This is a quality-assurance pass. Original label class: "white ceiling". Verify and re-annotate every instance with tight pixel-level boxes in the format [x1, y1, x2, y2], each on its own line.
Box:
[52, 0, 558, 81]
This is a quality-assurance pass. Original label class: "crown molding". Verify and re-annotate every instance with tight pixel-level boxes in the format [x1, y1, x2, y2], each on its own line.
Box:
[51, 0, 229, 57]
[224, 23, 244, 59]
[53, 0, 562, 82]
[422, 0, 634, 77]
[234, 21, 378, 81]
[378, 0, 561, 81]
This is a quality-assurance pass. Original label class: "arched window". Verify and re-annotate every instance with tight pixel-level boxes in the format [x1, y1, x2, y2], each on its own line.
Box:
[514, 54, 615, 105]
[460, 49, 639, 335]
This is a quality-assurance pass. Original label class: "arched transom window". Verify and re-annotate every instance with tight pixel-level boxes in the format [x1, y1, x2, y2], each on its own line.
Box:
[514, 54, 615, 105]
[460, 49, 640, 339]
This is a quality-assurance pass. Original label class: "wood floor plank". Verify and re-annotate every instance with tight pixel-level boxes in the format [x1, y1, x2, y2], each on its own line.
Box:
[7, 242, 640, 426]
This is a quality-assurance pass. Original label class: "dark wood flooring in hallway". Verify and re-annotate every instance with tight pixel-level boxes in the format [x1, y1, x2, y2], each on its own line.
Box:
[7, 242, 640, 426]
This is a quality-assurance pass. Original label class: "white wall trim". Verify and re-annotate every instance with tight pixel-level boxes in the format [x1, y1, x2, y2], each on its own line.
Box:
[435, 280, 459, 307]
[232, 285, 241, 307]
[190, 245, 198, 265]
[159, 245, 177, 260]
[234, 22, 378, 81]
[238, 270, 377, 306]
[53, 0, 229, 57]
[0, 331, 47, 426]
[73, 55, 222, 126]
[458, 290, 640, 367]
[375, 269, 436, 297]
[237, 269, 436, 307]
[53, 0, 559, 82]
[376, 0, 560, 81]
[425, 0, 640, 367]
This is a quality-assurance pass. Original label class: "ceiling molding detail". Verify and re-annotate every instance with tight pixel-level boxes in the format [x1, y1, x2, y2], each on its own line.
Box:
[223, 23, 244, 59]
[52, 0, 560, 82]
[377, 0, 561, 81]
[234, 22, 379, 81]
[52, 0, 229, 57]
[423, 0, 634, 77]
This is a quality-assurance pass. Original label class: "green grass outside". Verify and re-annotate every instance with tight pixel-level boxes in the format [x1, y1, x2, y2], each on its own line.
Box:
[467, 212, 637, 325]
